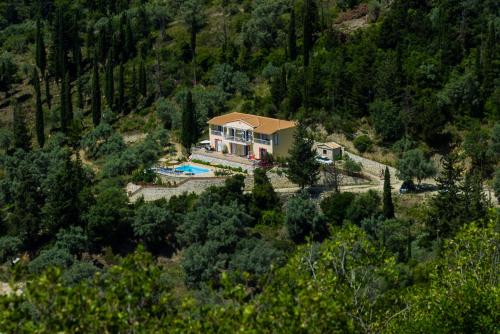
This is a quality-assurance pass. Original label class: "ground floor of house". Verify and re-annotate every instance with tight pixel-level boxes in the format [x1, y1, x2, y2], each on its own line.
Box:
[212, 140, 273, 160]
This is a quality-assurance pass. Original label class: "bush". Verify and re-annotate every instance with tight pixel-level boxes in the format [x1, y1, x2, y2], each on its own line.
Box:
[259, 210, 283, 226]
[80, 123, 125, 160]
[353, 135, 373, 153]
[345, 190, 381, 225]
[493, 169, 500, 202]
[229, 238, 284, 277]
[369, 99, 403, 142]
[28, 248, 74, 274]
[343, 154, 363, 175]
[132, 203, 175, 252]
[62, 261, 100, 285]
[55, 226, 88, 256]
[285, 191, 327, 243]
[320, 192, 356, 226]
[0, 236, 22, 263]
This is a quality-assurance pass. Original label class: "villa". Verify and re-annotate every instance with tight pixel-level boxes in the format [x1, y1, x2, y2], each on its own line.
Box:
[207, 112, 297, 160]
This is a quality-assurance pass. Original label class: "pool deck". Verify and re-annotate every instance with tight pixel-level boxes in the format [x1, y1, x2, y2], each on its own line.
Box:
[156, 162, 216, 178]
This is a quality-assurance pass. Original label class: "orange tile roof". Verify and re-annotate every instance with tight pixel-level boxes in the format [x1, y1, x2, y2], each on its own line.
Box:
[207, 112, 297, 135]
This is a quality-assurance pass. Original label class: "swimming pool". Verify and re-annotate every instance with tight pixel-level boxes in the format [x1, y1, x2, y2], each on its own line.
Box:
[175, 164, 210, 175]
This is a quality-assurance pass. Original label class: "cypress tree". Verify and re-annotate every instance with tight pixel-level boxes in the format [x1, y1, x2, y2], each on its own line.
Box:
[118, 61, 125, 113]
[33, 69, 45, 148]
[181, 90, 197, 152]
[287, 70, 302, 117]
[53, 6, 65, 80]
[288, 8, 297, 61]
[271, 67, 287, 109]
[130, 64, 138, 110]
[105, 50, 114, 110]
[139, 59, 147, 97]
[303, 0, 315, 67]
[91, 56, 101, 126]
[383, 167, 395, 219]
[12, 103, 31, 152]
[44, 73, 52, 109]
[35, 18, 47, 75]
[75, 45, 84, 109]
[65, 72, 73, 123]
[125, 16, 135, 59]
[60, 69, 67, 132]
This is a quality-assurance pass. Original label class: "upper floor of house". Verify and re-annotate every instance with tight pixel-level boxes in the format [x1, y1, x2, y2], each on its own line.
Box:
[207, 112, 297, 147]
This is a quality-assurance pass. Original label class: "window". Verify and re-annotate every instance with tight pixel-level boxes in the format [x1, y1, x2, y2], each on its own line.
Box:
[274, 134, 279, 145]
[323, 149, 327, 155]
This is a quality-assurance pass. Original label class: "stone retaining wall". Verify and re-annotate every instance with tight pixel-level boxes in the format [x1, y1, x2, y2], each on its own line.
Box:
[129, 178, 227, 202]
[191, 153, 256, 173]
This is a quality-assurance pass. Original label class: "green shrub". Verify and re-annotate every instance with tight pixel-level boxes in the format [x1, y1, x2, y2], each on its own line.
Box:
[28, 248, 74, 274]
[320, 192, 356, 226]
[62, 261, 100, 285]
[353, 135, 373, 153]
[0, 236, 22, 263]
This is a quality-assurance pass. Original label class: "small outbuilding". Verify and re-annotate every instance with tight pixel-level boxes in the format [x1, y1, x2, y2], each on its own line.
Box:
[314, 142, 343, 161]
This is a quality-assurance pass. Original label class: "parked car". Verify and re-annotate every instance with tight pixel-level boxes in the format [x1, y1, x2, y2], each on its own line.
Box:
[416, 183, 437, 192]
[316, 156, 333, 165]
[399, 180, 416, 194]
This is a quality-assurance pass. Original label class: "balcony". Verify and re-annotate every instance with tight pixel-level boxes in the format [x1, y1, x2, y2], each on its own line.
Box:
[224, 135, 252, 144]
[254, 138, 271, 145]
[211, 130, 223, 136]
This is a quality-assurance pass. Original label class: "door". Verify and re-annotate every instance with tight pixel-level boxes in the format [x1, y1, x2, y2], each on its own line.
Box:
[215, 139, 222, 152]
[259, 148, 267, 160]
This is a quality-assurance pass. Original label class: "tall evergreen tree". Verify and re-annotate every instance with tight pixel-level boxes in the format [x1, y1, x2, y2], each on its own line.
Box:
[33, 69, 44, 148]
[44, 73, 52, 110]
[125, 15, 135, 59]
[287, 69, 302, 118]
[105, 50, 114, 110]
[430, 153, 464, 240]
[75, 45, 84, 109]
[12, 104, 31, 152]
[461, 171, 487, 223]
[118, 61, 125, 113]
[65, 73, 73, 123]
[288, 8, 297, 61]
[303, 0, 313, 67]
[59, 71, 68, 132]
[53, 6, 65, 80]
[35, 18, 47, 75]
[91, 56, 101, 126]
[383, 167, 395, 219]
[139, 59, 147, 97]
[42, 151, 86, 236]
[181, 90, 197, 152]
[130, 65, 138, 110]
[286, 124, 319, 188]
[271, 67, 287, 112]
[181, 0, 206, 84]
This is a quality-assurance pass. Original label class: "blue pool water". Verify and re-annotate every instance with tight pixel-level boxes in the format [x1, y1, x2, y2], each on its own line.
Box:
[175, 165, 210, 175]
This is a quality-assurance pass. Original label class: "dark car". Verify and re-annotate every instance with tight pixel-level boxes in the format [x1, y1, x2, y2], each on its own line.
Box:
[416, 183, 438, 192]
[399, 180, 416, 194]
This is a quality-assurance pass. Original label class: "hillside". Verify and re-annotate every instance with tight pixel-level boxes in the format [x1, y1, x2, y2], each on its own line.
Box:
[0, 0, 499, 332]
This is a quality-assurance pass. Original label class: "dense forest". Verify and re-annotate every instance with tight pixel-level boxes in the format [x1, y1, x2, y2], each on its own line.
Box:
[0, 0, 499, 332]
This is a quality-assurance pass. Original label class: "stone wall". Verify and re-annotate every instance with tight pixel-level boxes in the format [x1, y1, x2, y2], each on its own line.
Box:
[129, 178, 227, 202]
[191, 153, 256, 173]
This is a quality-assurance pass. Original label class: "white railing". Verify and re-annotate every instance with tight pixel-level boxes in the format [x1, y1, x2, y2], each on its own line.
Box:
[225, 135, 251, 143]
[254, 138, 271, 145]
[211, 130, 223, 136]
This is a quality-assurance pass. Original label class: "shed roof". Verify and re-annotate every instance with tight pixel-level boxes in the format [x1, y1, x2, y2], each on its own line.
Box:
[208, 112, 297, 135]
[315, 142, 343, 150]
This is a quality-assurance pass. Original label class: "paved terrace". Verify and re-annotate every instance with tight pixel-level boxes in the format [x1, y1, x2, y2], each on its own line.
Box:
[191, 148, 257, 173]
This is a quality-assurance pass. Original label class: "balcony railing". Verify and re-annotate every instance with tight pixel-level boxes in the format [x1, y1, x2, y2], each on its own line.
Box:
[225, 135, 252, 143]
[211, 130, 223, 136]
[254, 138, 271, 145]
